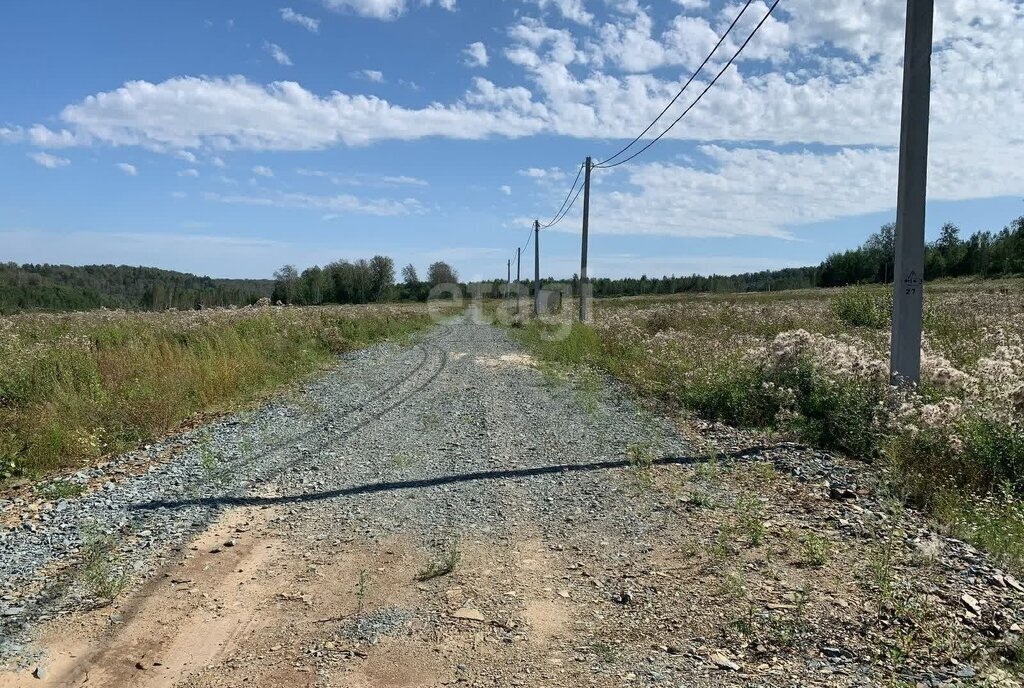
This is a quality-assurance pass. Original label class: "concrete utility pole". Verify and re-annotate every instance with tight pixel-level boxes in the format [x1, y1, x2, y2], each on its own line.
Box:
[890, 0, 934, 385]
[516, 247, 522, 314]
[507, 259, 511, 306]
[579, 156, 593, 323]
[534, 220, 541, 316]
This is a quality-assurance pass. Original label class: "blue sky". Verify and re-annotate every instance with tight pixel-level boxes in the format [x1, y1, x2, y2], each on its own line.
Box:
[1, 0, 1022, 281]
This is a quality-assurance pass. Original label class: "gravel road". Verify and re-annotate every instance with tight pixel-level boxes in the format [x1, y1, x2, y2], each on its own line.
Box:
[2, 311, 1022, 687]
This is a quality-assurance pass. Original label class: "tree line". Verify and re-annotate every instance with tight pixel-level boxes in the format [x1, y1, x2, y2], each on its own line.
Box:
[271, 258, 459, 305]
[0, 263, 273, 315]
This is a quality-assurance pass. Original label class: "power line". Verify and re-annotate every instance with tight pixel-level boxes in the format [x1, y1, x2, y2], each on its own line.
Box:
[542, 163, 584, 228]
[545, 180, 585, 229]
[596, 0, 756, 168]
[596, 0, 781, 170]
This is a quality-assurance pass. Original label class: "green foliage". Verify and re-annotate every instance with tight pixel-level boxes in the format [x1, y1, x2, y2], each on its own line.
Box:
[830, 286, 893, 328]
[0, 262, 272, 315]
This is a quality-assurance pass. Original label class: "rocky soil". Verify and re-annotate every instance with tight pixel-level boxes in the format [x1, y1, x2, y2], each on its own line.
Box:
[1, 313, 1022, 687]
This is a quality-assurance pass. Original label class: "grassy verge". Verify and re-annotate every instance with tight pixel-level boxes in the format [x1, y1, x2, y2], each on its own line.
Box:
[0, 304, 433, 480]
[512, 283, 1024, 568]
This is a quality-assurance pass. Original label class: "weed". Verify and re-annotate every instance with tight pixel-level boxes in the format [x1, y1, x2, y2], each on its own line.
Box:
[79, 526, 129, 604]
[796, 532, 831, 568]
[626, 441, 657, 488]
[416, 543, 462, 582]
[38, 480, 85, 500]
[356, 568, 370, 617]
[735, 492, 767, 546]
[591, 642, 618, 664]
[717, 570, 747, 600]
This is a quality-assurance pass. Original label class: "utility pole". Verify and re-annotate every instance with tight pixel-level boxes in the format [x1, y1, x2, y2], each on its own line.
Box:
[506, 259, 511, 308]
[890, 0, 934, 385]
[516, 247, 522, 315]
[534, 220, 541, 316]
[579, 156, 592, 323]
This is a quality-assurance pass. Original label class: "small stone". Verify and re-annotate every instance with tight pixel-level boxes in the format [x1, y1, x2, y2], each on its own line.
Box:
[617, 590, 634, 605]
[224, 539, 237, 548]
[710, 653, 740, 671]
[956, 666, 976, 679]
[33, 666, 47, 680]
[452, 608, 486, 623]
[961, 593, 982, 616]
[135, 662, 146, 670]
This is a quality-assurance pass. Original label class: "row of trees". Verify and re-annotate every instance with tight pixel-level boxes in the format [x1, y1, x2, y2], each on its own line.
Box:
[271, 258, 460, 305]
[0, 263, 273, 314]
[819, 216, 1024, 287]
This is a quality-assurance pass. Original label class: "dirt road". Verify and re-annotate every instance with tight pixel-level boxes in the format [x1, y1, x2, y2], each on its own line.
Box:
[2, 315, 1021, 686]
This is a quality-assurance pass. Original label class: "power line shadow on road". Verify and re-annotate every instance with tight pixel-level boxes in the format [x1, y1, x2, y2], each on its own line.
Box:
[134, 446, 777, 512]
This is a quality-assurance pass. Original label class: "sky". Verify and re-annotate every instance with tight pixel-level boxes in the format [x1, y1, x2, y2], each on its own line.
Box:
[1, 0, 1023, 282]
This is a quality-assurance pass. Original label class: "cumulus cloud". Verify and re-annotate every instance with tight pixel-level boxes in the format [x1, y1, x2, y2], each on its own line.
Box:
[321, 0, 455, 21]
[501, 185, 512, 195]
[252, 165, 274, 177]
[264, 42, 293, 66]
[463, 41, 489, 68]
[280, 7, 320, 32]
[28, 152, 70, 168]
[116, 162, 138, 175]
[178, 168, 200, 177]
[532, 0, 593, 25]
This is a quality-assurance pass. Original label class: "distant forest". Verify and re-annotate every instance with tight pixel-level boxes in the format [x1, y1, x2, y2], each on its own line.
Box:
[2, 215, 1021, 314]
[0, 264, 273, 315]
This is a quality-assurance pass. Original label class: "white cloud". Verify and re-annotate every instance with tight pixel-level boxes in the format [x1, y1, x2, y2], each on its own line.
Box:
[178, 168, 200, 177]
[532, 0, 593, 25]
[264, 42, 293, 66]
[28, 152, 70, 168]
[176, 150, 197, 163]
[116, 162, 138, 176]
[280, 7, 320, 32]
[36, 75, 544, 150]
[463, 41, 489, 68]
[381, 175, 428, 186]
[211, 156, 226, 168]
[252, 165, 274, 177]
[356, 69, 386, 83]
[501, 185, 512, 195]
[205, 189, 423, 216]
[321, 0, 455, 21]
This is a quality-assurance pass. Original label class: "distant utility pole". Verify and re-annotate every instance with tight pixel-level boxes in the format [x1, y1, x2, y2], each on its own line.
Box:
[890, 0, 934, 385]
[579, 156, 593, 323]
[506, 259, 511, 306]
[534, 219, 541, 316]
[516, 247, 522, 315]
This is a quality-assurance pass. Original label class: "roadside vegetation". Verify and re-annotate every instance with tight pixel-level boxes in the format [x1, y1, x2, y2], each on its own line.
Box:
[515, 279, 1024, 568]
[0, 304, 432, 480]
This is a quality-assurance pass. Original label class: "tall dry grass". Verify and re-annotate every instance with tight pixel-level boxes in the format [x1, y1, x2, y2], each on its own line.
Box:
[0, 304, 432, 479]
[516, 280, 1024, 567]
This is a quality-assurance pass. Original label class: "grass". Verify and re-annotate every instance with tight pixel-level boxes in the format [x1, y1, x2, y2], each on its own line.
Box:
[510, 280, 1024, 570]
[38, 479, 86, 500]
[0, 304, 434, 481]
[79, 525, 130, 604]
[415, 543, 462, 582]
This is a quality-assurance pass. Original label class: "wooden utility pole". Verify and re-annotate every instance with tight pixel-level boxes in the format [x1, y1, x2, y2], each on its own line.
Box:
[579, 156, 592, 323]
[507, 259, 511, 307]
[890, 0, 934, 385]
[534, 220, 541, 316]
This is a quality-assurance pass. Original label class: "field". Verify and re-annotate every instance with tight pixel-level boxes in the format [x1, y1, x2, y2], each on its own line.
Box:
[0, 303, 433, 479]
[517, 279, 1024, 566]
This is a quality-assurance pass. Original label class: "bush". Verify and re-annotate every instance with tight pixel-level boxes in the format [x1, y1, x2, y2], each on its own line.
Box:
[830, 286, 893, 329]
